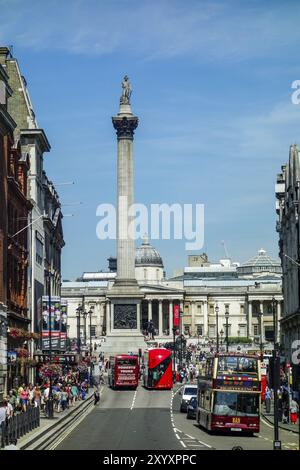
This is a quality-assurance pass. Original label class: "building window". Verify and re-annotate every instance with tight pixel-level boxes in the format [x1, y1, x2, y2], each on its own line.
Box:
[197, 325, 203, 336]
[197, 304, 202, 313]
[209, 325, 216, 337]
[240, 305, 244, 314]
[36, 236, 43, 265]
[184, 325, 190, 335]
[254, 325, 259, 336]
[239, 325, 246, 337]
[90, 326, 96, 337]
[209, 305, 214, 315]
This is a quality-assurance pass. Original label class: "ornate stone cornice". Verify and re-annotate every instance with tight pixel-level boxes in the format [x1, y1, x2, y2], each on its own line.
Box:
[112, 115, 138, 140]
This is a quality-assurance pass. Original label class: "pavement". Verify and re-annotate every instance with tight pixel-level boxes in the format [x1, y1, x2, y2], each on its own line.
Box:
[262, 405, 299, 434]
[51, 381, 299, 451]
[17, 386, 95, 449]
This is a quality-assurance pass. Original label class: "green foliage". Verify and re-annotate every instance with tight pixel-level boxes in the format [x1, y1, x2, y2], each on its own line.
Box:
[227, 337, 252, 344]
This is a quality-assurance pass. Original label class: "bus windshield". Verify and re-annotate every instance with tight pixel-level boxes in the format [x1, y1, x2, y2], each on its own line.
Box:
[217, 356, 258, 374]
[213, 392, 259, 417]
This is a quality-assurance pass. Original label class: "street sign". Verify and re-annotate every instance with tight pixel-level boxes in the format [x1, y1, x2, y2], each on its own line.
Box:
[273, 440, 281, 450]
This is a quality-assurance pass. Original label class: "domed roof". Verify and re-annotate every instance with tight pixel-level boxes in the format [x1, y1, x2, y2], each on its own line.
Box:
[135, 236, 164, 267]
[237, 249, 282, 276]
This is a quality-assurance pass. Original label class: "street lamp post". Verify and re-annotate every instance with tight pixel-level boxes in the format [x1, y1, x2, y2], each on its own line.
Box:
[259, 309, 264, 361]
[215, 303, 219, 353]
[220, 329, 224, 349]
[225, 306, 230, 353]
[272, 297, 281, 450]
[83, 310, 88, 348]
[76, 305, 82, 356]
[172, 326, 177, 381]
[47, 269, 54, 419]
[88, 307, 94, 386]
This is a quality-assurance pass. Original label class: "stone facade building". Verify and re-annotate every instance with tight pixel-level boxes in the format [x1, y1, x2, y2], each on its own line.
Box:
[62, 241, 282, 355]
[0, 60, 16, 399]
[0, 46, 64, 386]
[0, 53, 32, 393]
[276, 144, 300, 390]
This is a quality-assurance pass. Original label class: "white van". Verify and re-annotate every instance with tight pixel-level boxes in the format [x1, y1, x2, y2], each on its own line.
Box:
[179, 384, 198, 412]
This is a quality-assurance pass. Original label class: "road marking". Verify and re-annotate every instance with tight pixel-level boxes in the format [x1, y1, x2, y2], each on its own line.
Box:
[186, 434, 195, 439]
[130, 389, 138, 410]
[197, 439, 213, 449]
[180, 440, 187, 448]
[175, 433, 180, 440]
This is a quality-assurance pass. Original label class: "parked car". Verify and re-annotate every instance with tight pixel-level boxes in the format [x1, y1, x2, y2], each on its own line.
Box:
[179, 384, 197, 412]
[186, 396, 197, 419]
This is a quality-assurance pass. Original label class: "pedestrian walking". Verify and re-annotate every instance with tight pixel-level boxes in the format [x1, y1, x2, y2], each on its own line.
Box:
[265, 387, 271, 414]
[290, 399, 299, 424]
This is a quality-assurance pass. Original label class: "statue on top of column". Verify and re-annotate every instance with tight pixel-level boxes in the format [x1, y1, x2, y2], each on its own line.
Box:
[120, 75, 132, 105]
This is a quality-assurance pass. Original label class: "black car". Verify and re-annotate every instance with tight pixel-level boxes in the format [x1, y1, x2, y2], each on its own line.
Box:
[186, 396, 197, 419]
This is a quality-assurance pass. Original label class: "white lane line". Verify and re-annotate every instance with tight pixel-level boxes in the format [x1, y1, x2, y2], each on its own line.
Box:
[175, 434, 180, 440]
[197, 439, 213, 449]
[186, 434, 195, 439]
[180, 440, 187, 448]
[130, 389, 138, 411]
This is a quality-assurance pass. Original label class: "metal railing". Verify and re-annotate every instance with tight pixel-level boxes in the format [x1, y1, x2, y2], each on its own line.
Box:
[0, 406, 40, 448]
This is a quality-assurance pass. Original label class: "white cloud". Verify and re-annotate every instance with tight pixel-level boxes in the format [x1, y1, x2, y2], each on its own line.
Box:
[0, 0, 300, 62]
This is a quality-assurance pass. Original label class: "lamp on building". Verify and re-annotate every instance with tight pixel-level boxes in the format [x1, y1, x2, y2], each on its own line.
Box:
[215, 303, 219, 353]
[225, 306, 230, 353]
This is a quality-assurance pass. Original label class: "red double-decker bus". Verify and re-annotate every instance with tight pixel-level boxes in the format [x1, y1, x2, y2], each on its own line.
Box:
[108, 354, 139, 389]
[197, 354, 261, 434]
[143, 348, 173, 389]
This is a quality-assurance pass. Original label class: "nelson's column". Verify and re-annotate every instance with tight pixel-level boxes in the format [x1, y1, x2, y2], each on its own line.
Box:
[105, 76, 145, 354]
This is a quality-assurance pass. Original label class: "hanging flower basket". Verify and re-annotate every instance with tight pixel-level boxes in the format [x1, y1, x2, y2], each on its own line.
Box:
[39, 363, 62, 380]
[15, 348, 29, 358]
[8, 327, 41, 341]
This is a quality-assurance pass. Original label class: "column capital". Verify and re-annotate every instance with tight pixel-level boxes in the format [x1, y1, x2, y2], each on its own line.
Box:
[112, 115, 138, 140]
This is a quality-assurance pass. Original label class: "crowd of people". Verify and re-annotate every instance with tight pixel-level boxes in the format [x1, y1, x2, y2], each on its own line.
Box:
[1, 367, 92, 421]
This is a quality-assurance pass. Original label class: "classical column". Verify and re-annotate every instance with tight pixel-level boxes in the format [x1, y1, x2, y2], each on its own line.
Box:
[112, 79, 138, 284]
[105, 301, 110, 335]
[158, 299, 163, 336]
[169, 300, 173, 336]
[248, 301, 252, 338]
[203, 300, 208, 336]
[259, 301, 265, 343]
[277, 301, 281, 344]
[148, 299, 152, 322]
[137, 303, 141, 332]
[191, 301, 196, 337]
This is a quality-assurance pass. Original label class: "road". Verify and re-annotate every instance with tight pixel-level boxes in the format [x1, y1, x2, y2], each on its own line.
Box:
[54, 383, 299, 451]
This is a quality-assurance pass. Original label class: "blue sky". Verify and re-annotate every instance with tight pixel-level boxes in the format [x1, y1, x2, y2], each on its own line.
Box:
[1, 0, 300, 279]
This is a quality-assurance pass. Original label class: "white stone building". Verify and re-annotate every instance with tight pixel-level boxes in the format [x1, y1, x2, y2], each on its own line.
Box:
[62, 242, 282, 353]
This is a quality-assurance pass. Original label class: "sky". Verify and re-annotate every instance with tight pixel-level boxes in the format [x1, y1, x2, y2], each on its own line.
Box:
[1, 0, 300, 280]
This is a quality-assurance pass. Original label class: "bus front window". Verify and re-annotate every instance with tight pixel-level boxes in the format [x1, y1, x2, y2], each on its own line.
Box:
[213, 392, 259, 417]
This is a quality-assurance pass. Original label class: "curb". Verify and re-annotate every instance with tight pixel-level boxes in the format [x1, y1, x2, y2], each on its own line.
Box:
[261, 412, 299, 435]
[20, 393, 95, 450]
